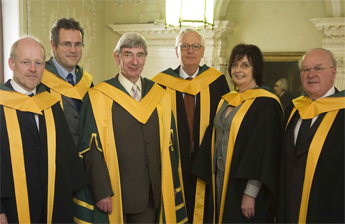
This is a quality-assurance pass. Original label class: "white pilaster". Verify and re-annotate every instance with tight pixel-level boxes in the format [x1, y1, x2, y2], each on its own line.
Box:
[311, 18, 345, 90]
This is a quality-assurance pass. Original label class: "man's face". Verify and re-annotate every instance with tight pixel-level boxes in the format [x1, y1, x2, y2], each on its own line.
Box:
[175, 32, 205, 69]
[114, 47, 146, 83]
[51, 28, 83, 72]
[9, 38, 45, 92]
[274, 81, 283, 96]
[300, 49, 336, 100]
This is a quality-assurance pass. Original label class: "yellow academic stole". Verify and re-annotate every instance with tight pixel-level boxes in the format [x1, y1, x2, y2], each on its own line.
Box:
[286, 95, 345, 224]
[41, 69, 92, 109]
[85, 82, 176, 224]
[153, 68, 223, 223]
[214, 89, 280, 224]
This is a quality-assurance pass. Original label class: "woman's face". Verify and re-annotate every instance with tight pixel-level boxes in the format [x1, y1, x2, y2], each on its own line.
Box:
[230, 55, 257, 90]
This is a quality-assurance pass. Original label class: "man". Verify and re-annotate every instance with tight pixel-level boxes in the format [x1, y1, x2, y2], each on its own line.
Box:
[74, 32, 187, 223]
[276, 48, 344, 223]
[41, 18, 93, 148]
[0, 37, 88, 223]
[152, 28, 230, 223]
[274, 78, 294, 110]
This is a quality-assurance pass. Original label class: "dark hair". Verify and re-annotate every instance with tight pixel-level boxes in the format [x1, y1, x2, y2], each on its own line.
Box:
[50, 18, 85, 47]
[228, 44, 264, 86]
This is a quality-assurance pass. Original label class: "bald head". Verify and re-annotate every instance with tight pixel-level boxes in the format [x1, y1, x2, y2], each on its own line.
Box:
[8, 36, 46, 91]
[299, 48, 336, 100]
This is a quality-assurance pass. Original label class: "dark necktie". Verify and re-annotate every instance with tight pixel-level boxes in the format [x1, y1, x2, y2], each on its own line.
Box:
[26, 92, 38, 131]
[184, 77, 195, 154]
[66, 73, 81, 112]
[296, 118, 312, 148]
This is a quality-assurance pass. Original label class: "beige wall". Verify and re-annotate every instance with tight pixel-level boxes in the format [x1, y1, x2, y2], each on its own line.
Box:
[29, 0, 107, 84]
[225, 0, 327, 53]
[25, 0, 336, 85]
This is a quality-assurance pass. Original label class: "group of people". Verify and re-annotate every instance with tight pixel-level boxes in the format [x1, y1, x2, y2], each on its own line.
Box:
[0, 17, 343, 224]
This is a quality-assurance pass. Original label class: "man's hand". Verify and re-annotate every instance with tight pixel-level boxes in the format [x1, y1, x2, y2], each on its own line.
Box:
[241, 194, 255, 219]
[0, 213, 8, 224]
[96, 196, 112, 214]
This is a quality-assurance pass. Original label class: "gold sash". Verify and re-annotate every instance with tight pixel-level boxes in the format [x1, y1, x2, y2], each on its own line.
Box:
[214, 89, 281, 223]
[87, 82, 176, 223]
[285, 95, 345, 223]
[152, 69, 221, 223]
[152, 68, 222, 95]
[41, 69, 92, 109]
[1, 90, 58, 223]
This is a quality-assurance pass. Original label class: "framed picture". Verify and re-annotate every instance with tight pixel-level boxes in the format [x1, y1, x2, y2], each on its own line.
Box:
[263, 52, 305, 98]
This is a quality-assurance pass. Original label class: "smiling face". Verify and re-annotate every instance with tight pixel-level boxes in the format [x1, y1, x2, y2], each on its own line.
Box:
[51, 28, 82, 72]
[114, 47, 146, 83]
[175, 31, 205, 74]
[9, 38, 45, 92]
[300, 49, 336, 100]
[230, 55, 257, 92]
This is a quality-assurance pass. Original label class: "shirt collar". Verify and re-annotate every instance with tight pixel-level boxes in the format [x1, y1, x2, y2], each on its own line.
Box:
[311, 86, 336, 101]
[10, 79, 37, 95]
[179, 66, 199, 80]
[118, 73, 142, 95]
[52, 57, 76, 83]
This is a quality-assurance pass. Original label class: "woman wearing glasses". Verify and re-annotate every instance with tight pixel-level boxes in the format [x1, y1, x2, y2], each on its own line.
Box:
[212, 44, 283, 223]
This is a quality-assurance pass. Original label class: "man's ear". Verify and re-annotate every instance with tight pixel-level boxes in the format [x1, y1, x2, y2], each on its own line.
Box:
[175, 47, 179, 58]
[114, 52, 121, 65]
[8, 57, 15, 71]
[50, 40, 56, 55]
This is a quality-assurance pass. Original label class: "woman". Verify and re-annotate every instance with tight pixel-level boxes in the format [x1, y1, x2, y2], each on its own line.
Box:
[213, 44, 283, 223]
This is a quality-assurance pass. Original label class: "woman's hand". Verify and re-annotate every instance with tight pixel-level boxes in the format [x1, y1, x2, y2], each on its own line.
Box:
[241, 194, 255, 219]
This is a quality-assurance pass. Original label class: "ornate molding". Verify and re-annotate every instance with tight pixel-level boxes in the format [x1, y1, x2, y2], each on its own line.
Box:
[311, 18, 345, 36]
[311, 17, 345, 90]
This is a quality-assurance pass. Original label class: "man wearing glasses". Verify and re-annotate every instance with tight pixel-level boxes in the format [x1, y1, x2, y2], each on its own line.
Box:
[152, 29, 229, 223]
[276, 48, 344, 223]
[41, 18, 93, 148]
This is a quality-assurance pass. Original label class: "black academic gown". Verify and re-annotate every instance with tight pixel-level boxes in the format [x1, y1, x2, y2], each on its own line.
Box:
[0, 81, 88, 223]
[276, 91, 344, 223]
[210, 94, 283, 223]
[156, 65, 230, 222]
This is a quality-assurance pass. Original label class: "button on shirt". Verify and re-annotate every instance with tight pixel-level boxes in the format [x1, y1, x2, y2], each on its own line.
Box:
[10, 79, 39, 131]
[118, 73, 142, 101]
[52, 57, 77, 84]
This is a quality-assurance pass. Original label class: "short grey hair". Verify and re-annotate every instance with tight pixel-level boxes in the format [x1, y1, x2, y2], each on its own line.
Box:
[175, 28, 205, 47]
[277, 78, 289, 92]
[298, 48, 337, 69]
[114, 32, 148, 56]
[10, 35, 46, 61]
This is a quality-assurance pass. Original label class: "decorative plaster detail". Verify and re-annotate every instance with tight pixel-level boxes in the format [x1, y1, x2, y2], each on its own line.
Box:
[322, 36, 345, 45]
[214, 0, 231, 20]
[311, 18, 345, 90]
[27, 0, 31, 34]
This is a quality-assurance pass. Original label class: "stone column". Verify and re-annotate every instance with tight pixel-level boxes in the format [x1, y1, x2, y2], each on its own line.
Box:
[311, 18, 345, 90]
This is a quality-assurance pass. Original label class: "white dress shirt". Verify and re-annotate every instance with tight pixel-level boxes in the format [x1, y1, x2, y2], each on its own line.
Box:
[118, 73, 142, 101]
[10, 79, 39, 130]
[293, 87, 336, 145]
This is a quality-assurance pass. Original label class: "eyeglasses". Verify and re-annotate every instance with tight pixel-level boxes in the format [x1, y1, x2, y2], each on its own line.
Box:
[300, 65, 334, 74]
[179, 43, 203, 51]
[58, 42, 84, 50]
[231, 62, 252, 69]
